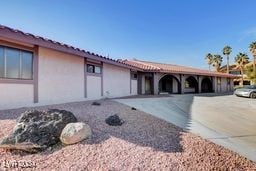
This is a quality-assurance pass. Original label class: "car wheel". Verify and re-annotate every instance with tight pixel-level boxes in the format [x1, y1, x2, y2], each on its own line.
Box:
[250, 92, 256, 99]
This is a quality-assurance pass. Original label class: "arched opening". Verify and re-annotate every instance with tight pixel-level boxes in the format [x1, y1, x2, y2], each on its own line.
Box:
[159, 75, 181, 94]
[201, 77, 213, 93]
[185, 76, 199, 93]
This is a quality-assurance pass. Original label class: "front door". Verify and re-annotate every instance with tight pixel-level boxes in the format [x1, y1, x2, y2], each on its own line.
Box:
[145, 76, 152, 94]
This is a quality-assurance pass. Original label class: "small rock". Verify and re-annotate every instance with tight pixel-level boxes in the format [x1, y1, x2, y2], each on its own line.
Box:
[131, 107, 137, 110]
[60, 122, 92, 145]
[105, 114, 124, 126]
[92, 101, 101, 106]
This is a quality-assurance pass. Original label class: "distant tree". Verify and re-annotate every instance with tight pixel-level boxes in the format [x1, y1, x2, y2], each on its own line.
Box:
[222, 46, 232, 74]
[249, 42, 256, 75]
[245, 65, 256, 84]
[235, 53, 249, 85]
[205, 53, 213, 71]
[212, 54, 223, 72]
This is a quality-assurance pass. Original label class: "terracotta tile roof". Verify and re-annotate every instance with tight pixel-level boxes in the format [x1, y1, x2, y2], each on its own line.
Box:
[0, 25, 140, 70]
[219, 64, 240, 72]
[0, 25, 243, 78]
[122, 59, 238, 78]
[122, 59, 161, 71]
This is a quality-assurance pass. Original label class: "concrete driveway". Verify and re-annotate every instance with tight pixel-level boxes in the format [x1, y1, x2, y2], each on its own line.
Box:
[115, 94, 256, 161]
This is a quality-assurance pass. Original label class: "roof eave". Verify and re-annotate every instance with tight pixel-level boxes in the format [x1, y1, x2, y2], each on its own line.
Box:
[0, 27, 141, 71]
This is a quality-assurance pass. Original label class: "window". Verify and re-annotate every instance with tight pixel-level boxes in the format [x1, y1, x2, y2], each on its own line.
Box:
[230, 70, 241, 75]
[21, 52, 33, 79]
[0, 46, 33, 79]
[6, 48, 20, 78]
[87, 64, 101, 74]
[131, 72, 137, 79]
[94, 66, 101, 74]
[87, 64, 94, 73]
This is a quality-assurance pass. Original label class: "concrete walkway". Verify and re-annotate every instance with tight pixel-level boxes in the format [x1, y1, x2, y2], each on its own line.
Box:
[115, 94, 256, 161]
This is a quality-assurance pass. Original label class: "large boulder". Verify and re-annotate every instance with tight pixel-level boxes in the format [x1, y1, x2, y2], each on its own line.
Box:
[60, 122, 91, 145]
[0, 109, 77, 152]
[105, 114, 124, 126]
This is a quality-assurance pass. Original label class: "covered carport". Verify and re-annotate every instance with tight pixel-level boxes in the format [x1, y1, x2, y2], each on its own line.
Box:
[201, 77, 213, 93]
[158, 74, 181, 94]
[184, 76, 199, 93]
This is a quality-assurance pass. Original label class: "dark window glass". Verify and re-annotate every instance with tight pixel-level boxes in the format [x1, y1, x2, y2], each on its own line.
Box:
[230, 71, 241, 75]
[87, 64, 94, 73]
[0, 46, 33, 80]
[131, 73, 137, 79]
[21, 52, 33, 79]
[6, 48, 20, 79]
[95, 66, 101, 74]
[0, 47, 4, 78]
[87, 64, 102, 74]
[133, 73, 137, 79]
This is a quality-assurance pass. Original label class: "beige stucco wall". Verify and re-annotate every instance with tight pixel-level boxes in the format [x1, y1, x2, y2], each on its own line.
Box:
[38, 47, 85, 105]
[103, 63, 131, 98]
[131, 80, 138, 95]
[0, 84, 33, 110]
[172, 79, 178, 93]
[221, 77, 227, 92]
[141, 75, 145, 94]
[87, 75, 102, 99]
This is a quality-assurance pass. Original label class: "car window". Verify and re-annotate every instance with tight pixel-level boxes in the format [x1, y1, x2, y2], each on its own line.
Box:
[246, 85, 256, 89]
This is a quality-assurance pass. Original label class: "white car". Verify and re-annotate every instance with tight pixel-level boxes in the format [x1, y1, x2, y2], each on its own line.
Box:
[234, 85, 256, 98]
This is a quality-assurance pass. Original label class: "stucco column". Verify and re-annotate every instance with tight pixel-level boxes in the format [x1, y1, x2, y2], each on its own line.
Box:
[212, 77, 217, 93]
[180, 74, 185, 94]
[198, 76, 202, 93]
[231, 79, 234, 91]
[141, 74, 145, 94]
[153, 73, 159, 95]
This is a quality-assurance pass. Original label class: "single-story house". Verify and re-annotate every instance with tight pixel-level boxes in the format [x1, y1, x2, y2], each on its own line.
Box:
[0, 25, 236, 110]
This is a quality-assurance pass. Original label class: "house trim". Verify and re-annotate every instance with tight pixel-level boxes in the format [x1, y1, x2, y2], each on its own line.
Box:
[0, 40, 39, 103]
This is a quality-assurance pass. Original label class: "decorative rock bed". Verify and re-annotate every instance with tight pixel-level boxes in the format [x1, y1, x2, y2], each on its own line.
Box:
[0, 109, 78, 152]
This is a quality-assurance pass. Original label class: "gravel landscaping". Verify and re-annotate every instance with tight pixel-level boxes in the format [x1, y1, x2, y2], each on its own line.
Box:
[0, 100, 255, 170]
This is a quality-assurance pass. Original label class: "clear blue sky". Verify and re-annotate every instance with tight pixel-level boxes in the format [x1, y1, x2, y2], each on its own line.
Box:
[0, 0, 256, 69]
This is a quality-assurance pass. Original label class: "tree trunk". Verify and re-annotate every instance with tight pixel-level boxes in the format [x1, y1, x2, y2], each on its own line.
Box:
[241, 68, 244, 86]
[215, 66, 219, 72]
[209, 65, 211, 71]
[227, 55, 229, 74]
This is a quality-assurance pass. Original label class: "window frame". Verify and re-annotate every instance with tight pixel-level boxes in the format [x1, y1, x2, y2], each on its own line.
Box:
[0, 45, 34, 80]
[131, 72, 138, 80]
[94, 66, 102, 74]
[86, 62, 102, 76]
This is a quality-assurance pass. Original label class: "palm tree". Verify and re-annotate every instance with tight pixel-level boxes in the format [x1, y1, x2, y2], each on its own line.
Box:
[205, 53, 213, 71]
[222, 46, 232, 74]
[249, 42, 256, 74]
[235, 52, 249, 85]
[245, 65, 256, 84]
[212, 54, 223, 72]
